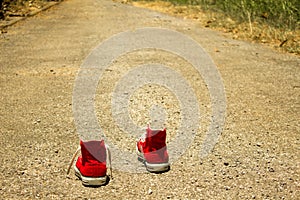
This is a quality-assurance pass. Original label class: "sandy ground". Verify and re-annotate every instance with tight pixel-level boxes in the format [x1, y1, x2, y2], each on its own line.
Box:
[0, 0, 299, 199]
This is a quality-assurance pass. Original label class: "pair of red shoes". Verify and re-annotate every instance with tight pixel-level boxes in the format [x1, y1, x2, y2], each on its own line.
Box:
[67, 125, 170, 186]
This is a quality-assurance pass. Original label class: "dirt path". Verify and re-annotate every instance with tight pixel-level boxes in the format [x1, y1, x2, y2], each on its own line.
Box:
[0, 0, 299, 199]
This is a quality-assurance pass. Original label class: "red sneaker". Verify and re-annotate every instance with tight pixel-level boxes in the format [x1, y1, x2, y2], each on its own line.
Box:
[137, 125, 170, 172]
[67, 140, 112, 186]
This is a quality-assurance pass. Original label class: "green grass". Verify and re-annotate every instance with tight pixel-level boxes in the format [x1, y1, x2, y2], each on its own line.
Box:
[137, 0, 299, 30]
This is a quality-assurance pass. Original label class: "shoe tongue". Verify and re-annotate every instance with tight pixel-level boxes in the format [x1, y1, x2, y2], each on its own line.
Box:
[80, 140, 106, 163]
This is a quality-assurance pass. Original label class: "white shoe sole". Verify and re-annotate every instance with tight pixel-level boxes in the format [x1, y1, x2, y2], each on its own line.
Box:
[136, 147, 170, 173]
[74, 166, 107, 186]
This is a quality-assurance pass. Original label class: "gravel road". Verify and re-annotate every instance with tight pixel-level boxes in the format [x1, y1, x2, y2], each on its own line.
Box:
[0, 0, 299, 199]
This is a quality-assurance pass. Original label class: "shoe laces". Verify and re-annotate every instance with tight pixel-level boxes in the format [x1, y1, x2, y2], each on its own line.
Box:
[67, 144, 113, 179]
[67, 146, 80, 175]
[106, 145, 113, 179]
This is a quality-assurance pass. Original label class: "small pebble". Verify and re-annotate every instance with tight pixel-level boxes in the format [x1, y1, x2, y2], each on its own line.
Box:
[268, 167, 275, 172]
[256, 142, 262, 147]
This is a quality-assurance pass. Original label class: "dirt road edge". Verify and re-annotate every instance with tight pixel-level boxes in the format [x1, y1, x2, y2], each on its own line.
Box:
[0, 1, 63, 29]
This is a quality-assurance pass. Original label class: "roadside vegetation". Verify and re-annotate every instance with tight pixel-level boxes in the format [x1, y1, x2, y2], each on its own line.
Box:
[129, 0, 299, 55]
[162, 0, 299, 30]
[0, 0, 60, 19]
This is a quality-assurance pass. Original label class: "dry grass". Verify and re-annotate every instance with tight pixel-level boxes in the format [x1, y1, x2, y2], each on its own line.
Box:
[0, 0, 60, 18]
[124, 0, 299, 55]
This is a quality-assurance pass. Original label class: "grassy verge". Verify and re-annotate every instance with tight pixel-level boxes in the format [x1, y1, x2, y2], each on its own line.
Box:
[130, 0, 299, 55]
[164, 0, 299, 30]
[0, 0, 60, 19]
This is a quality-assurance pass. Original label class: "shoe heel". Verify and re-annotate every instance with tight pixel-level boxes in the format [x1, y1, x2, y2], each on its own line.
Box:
[74, 166, 108, 186]
[145, 162, 170, 173]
